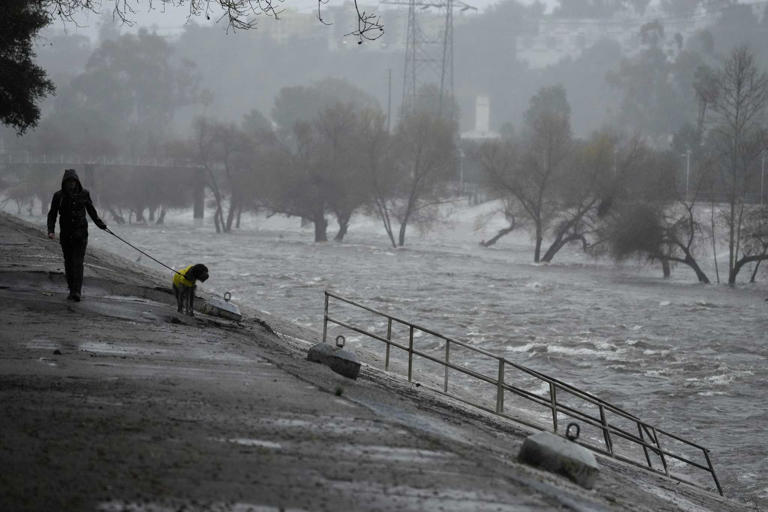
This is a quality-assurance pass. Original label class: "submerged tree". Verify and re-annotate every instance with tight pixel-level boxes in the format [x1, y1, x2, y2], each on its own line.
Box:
[600, 139, 713, 283]
[481, 86, 573, 262]
[312, 103, 370, 242]
[703, 47, 768, 284]
[388, 111, 457, 246]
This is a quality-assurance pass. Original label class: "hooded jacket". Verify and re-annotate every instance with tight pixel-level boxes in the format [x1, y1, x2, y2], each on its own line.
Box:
[47, 169, 106, 238]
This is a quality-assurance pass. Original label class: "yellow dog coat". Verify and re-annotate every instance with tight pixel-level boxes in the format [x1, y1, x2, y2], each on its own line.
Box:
[173, 265, 196, 288]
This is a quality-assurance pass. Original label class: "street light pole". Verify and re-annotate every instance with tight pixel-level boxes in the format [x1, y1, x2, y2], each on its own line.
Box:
[681, 150, 691, 200]
[761, 150, 765, 207]
[686, 148, 691, 200]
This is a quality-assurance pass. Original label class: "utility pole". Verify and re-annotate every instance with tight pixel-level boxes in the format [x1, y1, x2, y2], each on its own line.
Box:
[439, 0, 454, 119]
[387, 68, 392, 133]
[762, 150, 765, 207]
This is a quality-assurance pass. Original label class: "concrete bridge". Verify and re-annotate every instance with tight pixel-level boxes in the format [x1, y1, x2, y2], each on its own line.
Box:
[0, 152, 206, 220]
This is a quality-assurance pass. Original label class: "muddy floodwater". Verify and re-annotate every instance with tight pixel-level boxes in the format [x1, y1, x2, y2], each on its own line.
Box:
[86, 207, 767, 506]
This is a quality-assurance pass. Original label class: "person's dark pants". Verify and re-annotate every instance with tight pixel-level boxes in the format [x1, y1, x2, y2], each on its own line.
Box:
[60, 234, 87, 296]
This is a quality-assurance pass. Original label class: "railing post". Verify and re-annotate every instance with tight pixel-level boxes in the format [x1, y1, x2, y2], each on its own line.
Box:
[638, 422, 653, 469]
[322, 292, 329, 344]
[443, 339, 450, 392]
[496, 359, 505, 414]
[316, 292, 721, 496]
[703, 448, 723, 496]
[652, 427, 670, 477]
[599, 405, 613, 455]
[408, 325, 414, 382]
[385, 318, 392, 372]
[549, 382, 558, 433]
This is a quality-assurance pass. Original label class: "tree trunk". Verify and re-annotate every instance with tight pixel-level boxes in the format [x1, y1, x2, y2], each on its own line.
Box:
[213, 207, 222, 233]
[314, 213, 328, 242]
[135, 208, 146, 224]
[728, 198, 736, 285]
[108, 209, 124, 225]
[732, 254, 768, 284]
[236, 205, 243, 229]
[312, 202, 328, 242]
[684, 254, 710, 284]
[156, 208, 167, 225]
[225, 197, 238, 233]
[661, 258, 671, 279]
[397, 202, 414, 247]
[750, 259, 761, 283]
[533, 220, 543, 263]
[398, 220, 408, 247]
[374, 198, 397, 248]
[541, 230, 570, 263]
[480, 224, 515, 248]
[334, 212, 350, 242]
[148, 207, 155, 222]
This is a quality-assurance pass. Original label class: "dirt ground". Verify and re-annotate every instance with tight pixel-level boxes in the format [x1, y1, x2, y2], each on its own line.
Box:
[0, 212, 750, 511]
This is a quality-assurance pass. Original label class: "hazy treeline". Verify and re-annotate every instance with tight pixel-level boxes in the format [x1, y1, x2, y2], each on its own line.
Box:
[2, 0, 768, 284]
[11, 1, 768, 137]
[477, 45, 768, 286]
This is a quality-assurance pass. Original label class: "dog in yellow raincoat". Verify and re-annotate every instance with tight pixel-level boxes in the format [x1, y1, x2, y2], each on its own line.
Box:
[173, 264, 209, 316]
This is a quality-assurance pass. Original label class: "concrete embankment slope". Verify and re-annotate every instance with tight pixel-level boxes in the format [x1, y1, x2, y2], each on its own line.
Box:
[0, 212, 747, 512]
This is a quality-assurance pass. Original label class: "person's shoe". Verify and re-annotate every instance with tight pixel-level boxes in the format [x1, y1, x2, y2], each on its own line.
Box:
[72, 292, 81, 302]
[66, 293, 76, 301]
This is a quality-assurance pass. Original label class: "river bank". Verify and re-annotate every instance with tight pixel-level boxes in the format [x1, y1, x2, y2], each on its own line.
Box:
[0, 212, 750, 511]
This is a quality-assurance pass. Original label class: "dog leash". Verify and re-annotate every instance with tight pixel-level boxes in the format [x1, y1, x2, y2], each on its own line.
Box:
[104, 227, 185, 277]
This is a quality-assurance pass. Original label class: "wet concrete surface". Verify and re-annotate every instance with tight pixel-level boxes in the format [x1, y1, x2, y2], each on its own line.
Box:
[0, 212, 750, 511]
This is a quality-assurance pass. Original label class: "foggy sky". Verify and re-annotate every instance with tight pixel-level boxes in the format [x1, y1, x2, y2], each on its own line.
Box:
[52, 0, 559, 40]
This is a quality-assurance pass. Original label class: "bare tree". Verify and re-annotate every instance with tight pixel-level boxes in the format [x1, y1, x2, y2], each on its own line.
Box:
[740, 206, 768, 282]
[480, 86, 572, 262]
[536, 131, 618, 263]
[389, 111, 457, 247]
[357, 109, 399, 248]
[260, 122, 331, 242]
[313, 103, 368, 242]
[478, 199, 519, 248]
[703, 47, 768, 284]
[188, 117, 251, 233]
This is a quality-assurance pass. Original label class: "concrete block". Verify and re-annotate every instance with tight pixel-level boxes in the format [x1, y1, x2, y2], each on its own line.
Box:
[307, 343, 361, 380]
[518, 431, 600, 489]
[201, 296, 242, 321]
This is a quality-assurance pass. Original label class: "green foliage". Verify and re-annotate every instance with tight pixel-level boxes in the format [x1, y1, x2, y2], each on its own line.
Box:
[0, 0, 54, 134]
[272, 78, 378, 132]
[606, 203, 665, 261]
[25, 29, 202, 158]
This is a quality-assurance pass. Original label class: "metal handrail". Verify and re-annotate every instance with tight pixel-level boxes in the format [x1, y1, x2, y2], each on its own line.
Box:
[322, 290, 723, 496]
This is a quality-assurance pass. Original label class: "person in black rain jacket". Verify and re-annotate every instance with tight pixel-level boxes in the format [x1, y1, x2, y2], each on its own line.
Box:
[47, 169, 107, 301]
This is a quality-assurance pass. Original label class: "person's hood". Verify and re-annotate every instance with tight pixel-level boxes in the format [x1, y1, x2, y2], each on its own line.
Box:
[61, 169, 83, 193]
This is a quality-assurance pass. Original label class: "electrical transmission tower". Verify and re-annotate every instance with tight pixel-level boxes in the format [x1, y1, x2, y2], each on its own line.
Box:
[385, 0, 474, 119]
